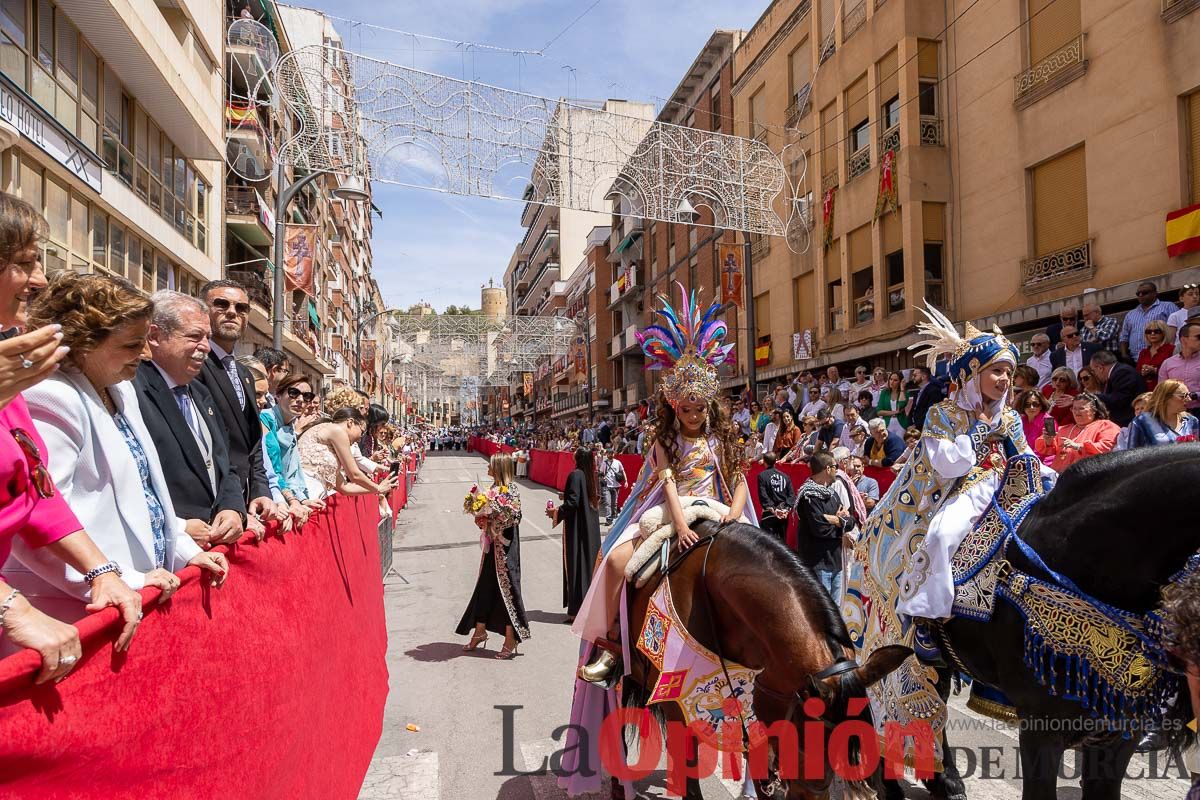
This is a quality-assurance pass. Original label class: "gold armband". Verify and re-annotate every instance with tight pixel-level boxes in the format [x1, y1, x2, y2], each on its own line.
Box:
[657, 468, 675, 483]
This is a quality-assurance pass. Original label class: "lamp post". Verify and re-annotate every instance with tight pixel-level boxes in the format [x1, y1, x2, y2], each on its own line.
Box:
[270, 164, 370, 350]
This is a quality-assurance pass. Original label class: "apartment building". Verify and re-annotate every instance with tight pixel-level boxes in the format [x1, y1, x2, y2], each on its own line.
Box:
[0, 0, 222, 296]
[549, 225, 614, 421]
[610, 29, 744, 413]
[731, 0, 1200, 387]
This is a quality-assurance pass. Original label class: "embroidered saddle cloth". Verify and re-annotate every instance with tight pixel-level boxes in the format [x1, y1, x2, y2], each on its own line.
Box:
[636, 575, 765, 752]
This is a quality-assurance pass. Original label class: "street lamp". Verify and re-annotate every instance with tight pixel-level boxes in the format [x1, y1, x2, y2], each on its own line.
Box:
[270, 163, 371, 350]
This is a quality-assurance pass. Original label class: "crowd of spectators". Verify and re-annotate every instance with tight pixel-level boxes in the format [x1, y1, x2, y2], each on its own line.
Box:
[0, 194, 418, 683]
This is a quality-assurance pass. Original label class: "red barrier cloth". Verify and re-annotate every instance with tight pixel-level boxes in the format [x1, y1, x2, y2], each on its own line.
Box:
[0, 493, 391, 799]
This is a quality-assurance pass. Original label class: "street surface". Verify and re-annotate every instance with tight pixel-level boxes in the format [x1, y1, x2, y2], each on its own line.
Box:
[361, 452, 1189, 799]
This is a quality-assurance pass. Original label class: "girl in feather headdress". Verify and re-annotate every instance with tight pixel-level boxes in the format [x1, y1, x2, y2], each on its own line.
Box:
[556, 284, 756, 798]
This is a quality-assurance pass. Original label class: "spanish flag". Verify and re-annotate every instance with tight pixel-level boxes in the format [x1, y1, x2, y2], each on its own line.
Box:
[755, 340, 770, 367]
[1166, 203, 1200, 259]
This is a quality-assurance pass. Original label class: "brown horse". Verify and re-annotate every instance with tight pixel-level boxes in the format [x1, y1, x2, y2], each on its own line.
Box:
[621, 518, 910, 799]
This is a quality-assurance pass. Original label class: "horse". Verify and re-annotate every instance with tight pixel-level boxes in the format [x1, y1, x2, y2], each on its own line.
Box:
[620, 518, 912, 800]
[926, 444, 1200, 800]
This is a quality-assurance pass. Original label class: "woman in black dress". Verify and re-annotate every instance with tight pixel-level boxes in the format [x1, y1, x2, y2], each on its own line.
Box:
[456, 453, 530, 659]
[548, 448, 601, 623]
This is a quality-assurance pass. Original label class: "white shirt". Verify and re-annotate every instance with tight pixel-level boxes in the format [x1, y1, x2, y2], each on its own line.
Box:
[1169, 306, 1196, 347]
[1026, 351, 1052, 388]
[1064, 345, 1084, 374]
[625, 410, 638, 428]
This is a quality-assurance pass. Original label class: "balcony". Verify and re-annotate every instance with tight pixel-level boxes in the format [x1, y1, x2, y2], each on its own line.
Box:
[609, 265, 644, 307]
[609, 325, 640, 358]
[1014, 35, 1087, 109]
[786, 84, 812, 127]
[1163, 0, 1200, 22]
[843, 0, 867, 40]
[1021, 240, 1094, 291]
[514, 262, 531, 292]
[847, 146, 871, 181]
[879, 123, 900, 157]
[227, 266, 272, 314]
[750, 236, 771, 260]
[552, 388, 592, 416]
[225, 186, 273, 247]
[226, 17, 276, 102]
[818, 31, 836, 65]
[919, 116, 943, 146]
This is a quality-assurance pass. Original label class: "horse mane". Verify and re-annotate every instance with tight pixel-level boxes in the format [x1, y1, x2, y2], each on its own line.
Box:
[694, 518, 853, 648]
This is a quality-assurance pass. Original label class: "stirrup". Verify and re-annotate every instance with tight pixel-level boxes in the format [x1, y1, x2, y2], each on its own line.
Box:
[912, 619, 947, 667]
[578, 641, 622, 688]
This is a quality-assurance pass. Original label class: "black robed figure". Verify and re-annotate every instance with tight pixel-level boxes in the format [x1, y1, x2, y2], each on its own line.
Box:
[550, 448, 601, 622]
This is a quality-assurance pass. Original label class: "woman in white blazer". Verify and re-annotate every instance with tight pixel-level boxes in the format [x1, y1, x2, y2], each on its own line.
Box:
[3, 273, 227, 624]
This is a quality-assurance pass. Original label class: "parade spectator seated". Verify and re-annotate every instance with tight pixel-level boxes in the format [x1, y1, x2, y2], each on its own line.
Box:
[743, 432, 765, 463]
[814, 408, 845, 451]
[1160, 321, 1200, 414]
[1125, 380, 1200, 448]
[8, 272, 228, 624]
[854, 389, 877, 420]
[1026, 333, 1053, 388]
[865, 417, 905, 468]
[1077, 365, 1101, 395]
[1016, 389, 1052, 457]
[1042, 366, 1080, 427]
[1167, 283, 1200, 345]
[1045, 305, 1080, 349]
[1120, 281, 1178, 362]
[1034, 392, 1120, 470]
[843, 404, 870, 436]
[1011, 364, 1042, 408]
[1080, 301, 1120, 353]
[848, 455, 879, 511]
[890, 426, 922, 472]
[773, 410, 802, 459]
[1136, 320, 1174, 392]
[1114, 393, 1153, 451]
[1090, 349, 1147, 427]
[847, 424, 868, 458]
[1050, 325, 1098, 374]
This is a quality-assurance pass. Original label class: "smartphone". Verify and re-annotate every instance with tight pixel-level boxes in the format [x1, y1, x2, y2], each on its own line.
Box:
[389, 461, 401, 476]
[1043, 417, 1056, 437]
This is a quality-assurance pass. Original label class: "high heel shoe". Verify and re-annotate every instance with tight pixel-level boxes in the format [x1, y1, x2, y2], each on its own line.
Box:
[495, 643, 519, 660]
[463, 632, 488, 652]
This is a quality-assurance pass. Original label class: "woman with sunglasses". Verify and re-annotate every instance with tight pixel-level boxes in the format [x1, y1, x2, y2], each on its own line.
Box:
[1040, 366, 1079, 427]
[1125, 380, 1199, 449]
[0, 194, 142, 682]
[261, 374, 324, 522]
[6, 273, 228, 630]
[1033, 392, 1120, 470]
[1016, 389, 1052, 462]
[1136, 319, 1174, 392]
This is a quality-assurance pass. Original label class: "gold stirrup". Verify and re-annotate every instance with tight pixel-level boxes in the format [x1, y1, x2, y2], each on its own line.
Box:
[577, 647, 619, 684]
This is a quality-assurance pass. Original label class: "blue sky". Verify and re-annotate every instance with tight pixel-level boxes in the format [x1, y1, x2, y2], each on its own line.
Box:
[293, 0, 765, 311]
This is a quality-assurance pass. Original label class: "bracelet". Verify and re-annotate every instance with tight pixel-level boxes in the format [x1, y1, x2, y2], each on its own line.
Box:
[657, 468, 675, 483]
[0, 588, 21, 628]
[84, 561, 122, 585]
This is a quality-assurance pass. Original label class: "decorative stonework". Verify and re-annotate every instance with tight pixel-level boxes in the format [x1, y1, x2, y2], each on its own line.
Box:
[1014, 36, 1087, 108]
[919, 115, 943, 146]
[1021, 240, 1093, 290]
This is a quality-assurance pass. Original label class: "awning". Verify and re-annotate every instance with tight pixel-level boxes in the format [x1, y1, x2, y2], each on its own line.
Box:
[613, 230, 642, 256]
[308, 299, 320, 328]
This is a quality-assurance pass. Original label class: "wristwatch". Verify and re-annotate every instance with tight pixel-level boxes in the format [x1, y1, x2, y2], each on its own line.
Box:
[84, 561, 122, 585]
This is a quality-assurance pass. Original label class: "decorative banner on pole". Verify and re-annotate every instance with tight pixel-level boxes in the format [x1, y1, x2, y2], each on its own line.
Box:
[522, 372, 534, 397]
[822, 187, 836, 252]
[792, 329, 814, 360]
[360, 339, 376, 371]
[572, 335, 586, 376]
[874, 149, 898, 221]
[383, 373, 395, 395]
[718, 243, 744, 309]
[284, 224, 318, 295]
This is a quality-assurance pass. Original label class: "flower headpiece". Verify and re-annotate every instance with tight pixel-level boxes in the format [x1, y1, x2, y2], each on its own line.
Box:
[637, 282, 734, 407]
[908, 302, 1018, 389]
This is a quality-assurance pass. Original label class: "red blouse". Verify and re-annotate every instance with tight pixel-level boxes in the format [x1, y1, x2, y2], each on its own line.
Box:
[1136, 344, 1175, 391]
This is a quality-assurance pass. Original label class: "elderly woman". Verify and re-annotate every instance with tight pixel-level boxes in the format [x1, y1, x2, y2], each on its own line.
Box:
[7, 273, 228, 625]
[1136, 319, 1174, 392]
[1126, 379, 1199, 448]
[297, 407, 396, 499]
[0, 194, 142, 681]
[1034, 392, 1120, 470]
[1041, 366, 1079, 427]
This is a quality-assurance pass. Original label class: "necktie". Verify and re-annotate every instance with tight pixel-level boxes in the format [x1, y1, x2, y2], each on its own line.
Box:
[173, 386, 202, 441]
[223, 355, 247, 408]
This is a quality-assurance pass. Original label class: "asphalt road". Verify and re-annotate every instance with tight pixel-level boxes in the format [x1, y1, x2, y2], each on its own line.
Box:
[359, 452, 1191, 799]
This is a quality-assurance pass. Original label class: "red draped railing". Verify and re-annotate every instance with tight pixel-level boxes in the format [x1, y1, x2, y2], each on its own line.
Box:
[0, 467, 419, 798]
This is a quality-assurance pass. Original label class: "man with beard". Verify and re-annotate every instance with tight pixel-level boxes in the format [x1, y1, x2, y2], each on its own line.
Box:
[197, 280, 280, 538]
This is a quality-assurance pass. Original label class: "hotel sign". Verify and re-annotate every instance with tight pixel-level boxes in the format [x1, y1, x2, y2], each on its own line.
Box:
[0, 74, 103, 193]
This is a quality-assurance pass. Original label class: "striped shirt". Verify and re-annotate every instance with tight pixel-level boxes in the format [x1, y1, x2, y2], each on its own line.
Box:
[1120, 299, 1178, 357]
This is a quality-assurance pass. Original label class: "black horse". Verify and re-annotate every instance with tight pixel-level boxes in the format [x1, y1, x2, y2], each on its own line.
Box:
[933, 444, 1200, 799]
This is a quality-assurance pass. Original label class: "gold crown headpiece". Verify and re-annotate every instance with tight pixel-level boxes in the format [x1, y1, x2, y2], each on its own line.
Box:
[637, 282, 734, 406]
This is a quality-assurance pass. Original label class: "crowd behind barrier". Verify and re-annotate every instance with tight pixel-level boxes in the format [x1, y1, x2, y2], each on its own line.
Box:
[0, 492, 394, 798]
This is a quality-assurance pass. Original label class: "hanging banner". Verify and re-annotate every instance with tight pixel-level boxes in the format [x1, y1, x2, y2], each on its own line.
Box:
[284, 224, 318, 295]
[792, 329, 814, 360]
[718, 243, 744, 308]
[523, 372, 534, 397]
[572, 335, 587, 375]
[1166, 202, 1200, 259]
[383, 373, 395, 395]
[822, 187, 836, 252]
[360, 339, 376, 371]
[755, 336, 771, 367]
[874, 149, 898, 221]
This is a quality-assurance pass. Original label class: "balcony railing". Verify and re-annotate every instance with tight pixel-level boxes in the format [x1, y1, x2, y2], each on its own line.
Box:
[227, 267, 272, 312]
[1162, 0, 1200, 22]
[226, 185, 264, 217]
[750, 236, 771, 260]
[847, 146, 871, 181]
[879, 123, 900, 156]
[818, 31, 836, 65]
[786, 83, 812, 126]
[919, 115, 943, 146]
[1014, 35, 1087, 107]
[843, 0, 867, 40]
[1021, 239, 1094, 290]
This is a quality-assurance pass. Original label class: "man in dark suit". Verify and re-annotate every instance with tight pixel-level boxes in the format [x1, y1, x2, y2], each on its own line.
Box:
[756, 452, 794, 543]
[908, 366, 945, 431]
[135, 291, 245, 548]
[196, 280, 276, 535]
[1049, 325, 1100, 375]
[1088, 349, 1146, 427]
[1044, 304, 1081, 350]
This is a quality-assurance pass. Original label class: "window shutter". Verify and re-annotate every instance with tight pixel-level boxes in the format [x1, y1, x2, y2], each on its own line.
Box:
[821, 0, 836, 34]
[917, 40, 939, 79]
[1032, 146, 1088, 256]
[878, 49, 899, 105]
[849, 224, 872, 270]
[821, 103, 839, 173]
[1188, 92, 1200, 204]
[922, 202, 945, 242]
[754, 292, 771, 340]
[1028, 0, 1081, 65]
[790, 39, 811, 98]
[883, 208, 903, 254]
[846, 75, 869, 128]
[751, 89, 767, 138]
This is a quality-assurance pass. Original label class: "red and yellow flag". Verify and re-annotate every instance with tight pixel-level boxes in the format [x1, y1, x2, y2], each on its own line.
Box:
[1167, 203, 1200, 259]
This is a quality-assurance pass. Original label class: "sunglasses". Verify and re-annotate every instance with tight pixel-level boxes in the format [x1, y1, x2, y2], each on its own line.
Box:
[1144, 329, 1162, 335]
[285, 387, 316, 402]
[1064, 332, 1079, 338]
[1136, 289, 1154, 296]
[11, 428, 54, 498]
[211, 298, 251, 315]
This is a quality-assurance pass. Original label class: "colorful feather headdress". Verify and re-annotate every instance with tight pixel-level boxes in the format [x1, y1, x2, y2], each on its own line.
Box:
[908, 301, 1018, 388]
[637, 282, 734, 406]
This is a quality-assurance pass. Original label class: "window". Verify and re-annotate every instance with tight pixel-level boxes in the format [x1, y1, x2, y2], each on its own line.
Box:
[849, 225, 873, 326]
[1030, 145, 1088, 256]
[1188, 91, 1200, 204]
[688, 255, 698, 294]
[0, 0, 27, 90]
[922, 203, 945, 308]
[709, 81, 722, 132]
[846, 76, 868, 151]
[821, 103, 838, 177]
[753, 291, 770, 340]
[878, 49, 900, 131]
[109, 220, 125, 279]
[750, 87, 767, 141]
[850, 120, 870, 153]
[918, 40, 939, 116]
[883, 210, 904, 314]
[882, 96, 900, 131]
[1027, 0, 1080, 65]
[92, 209, 106, 270]
[667, 221, 676, 266]
[788, 39, 811, 104]
[825, 238, 843, 332]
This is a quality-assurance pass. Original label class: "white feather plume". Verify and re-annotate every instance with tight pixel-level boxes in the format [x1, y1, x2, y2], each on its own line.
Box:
[907, 302, 964, 370]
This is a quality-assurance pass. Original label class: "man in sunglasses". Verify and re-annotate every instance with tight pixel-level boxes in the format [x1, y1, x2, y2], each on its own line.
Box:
[1119, 281, 1177, 362]
[196, 281, 279, 537]
[134, 292, 245, 550]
